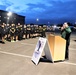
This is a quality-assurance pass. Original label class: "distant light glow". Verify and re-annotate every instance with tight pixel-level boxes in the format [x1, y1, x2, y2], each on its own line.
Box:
[7, 12, 12, 16]
[37, 18, 39, 21]
[7, 17, 9, 19]
[75, 22, 76, 24]
[54, 25, 56, 28]
[48, 22, 49, 24]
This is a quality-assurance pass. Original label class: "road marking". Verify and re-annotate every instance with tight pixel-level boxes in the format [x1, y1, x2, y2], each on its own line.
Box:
[0, 51, 32, 58]
[21, 43, 35, 46]
[60, 62, 76, 66]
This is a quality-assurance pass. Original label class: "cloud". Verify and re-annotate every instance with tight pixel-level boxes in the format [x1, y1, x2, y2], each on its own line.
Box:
[0, 0, 13, 6]
[0, 0, 53, 13]
[0, 0, 76, 24]
[0, 0, 43, 12]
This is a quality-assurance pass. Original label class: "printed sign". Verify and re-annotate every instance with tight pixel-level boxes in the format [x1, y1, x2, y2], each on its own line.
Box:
[31, 37, 47, 65]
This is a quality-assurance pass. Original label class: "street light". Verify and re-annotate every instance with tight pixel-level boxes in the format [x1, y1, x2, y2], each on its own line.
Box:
[48, 22, 49, 24]
[36, 18, 39, 25]
[7, 12, 12, 24]
[37, 18, 39, 21]
[7, 12, 12, 17]
[48, 21, 50, 27]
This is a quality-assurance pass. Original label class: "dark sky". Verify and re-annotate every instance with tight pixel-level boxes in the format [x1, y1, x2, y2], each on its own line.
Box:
[0, 0, 76, 24]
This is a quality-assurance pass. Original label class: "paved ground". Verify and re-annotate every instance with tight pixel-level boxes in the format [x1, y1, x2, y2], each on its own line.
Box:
[0, 32, 76, 75]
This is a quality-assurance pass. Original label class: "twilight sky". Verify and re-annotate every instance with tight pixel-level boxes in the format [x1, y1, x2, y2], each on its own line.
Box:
[0, 0, 76, 24]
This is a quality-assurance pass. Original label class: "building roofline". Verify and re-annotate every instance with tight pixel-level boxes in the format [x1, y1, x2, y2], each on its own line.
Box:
[0, 10, 25, 17]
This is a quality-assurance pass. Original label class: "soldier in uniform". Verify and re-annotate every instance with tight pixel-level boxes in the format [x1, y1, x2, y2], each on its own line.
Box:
[42, 25, 46, 37]
[30, 25, 34, 38]
[0, 24, 5, 44]
[26, 25, 31, 39]
[3, 23, 8, 41]
[6, 24, 10, 40]
[39, 26, 43, 37]
[23, 25, 26, 39]
[0, 24, 2, 40]
[18, 23, 23, 40]
[33, 25, 37, 37]
[15, 24, 19, 41]
[10, 24, 15, 42]
[35, 25, 39, 37]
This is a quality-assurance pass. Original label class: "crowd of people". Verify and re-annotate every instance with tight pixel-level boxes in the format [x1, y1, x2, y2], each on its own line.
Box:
[0, 23, 48, 44]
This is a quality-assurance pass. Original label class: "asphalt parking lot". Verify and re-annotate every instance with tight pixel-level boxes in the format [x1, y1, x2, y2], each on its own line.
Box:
[0, 32, 76, 75]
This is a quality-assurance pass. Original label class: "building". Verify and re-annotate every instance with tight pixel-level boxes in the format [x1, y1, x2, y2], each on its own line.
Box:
[0, 10, 25, 25]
